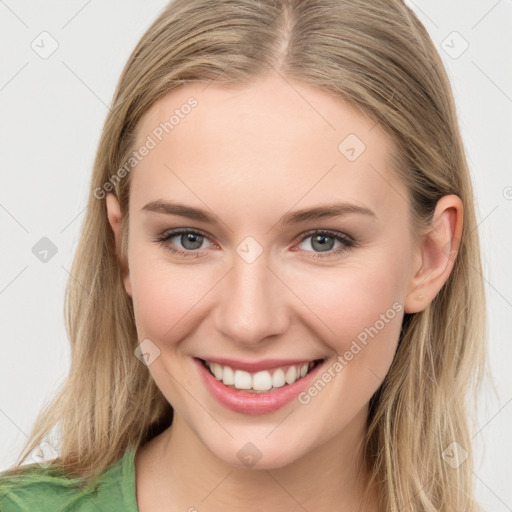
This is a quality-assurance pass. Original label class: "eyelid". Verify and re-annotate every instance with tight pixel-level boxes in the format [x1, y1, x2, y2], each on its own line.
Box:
[294, 228, 354, 244]
[154, 227, 355, 258]
[155, 227, 353, 243]
[154, 227, 216, 248]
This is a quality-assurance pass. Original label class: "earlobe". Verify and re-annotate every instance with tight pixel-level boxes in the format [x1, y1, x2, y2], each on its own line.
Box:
[106, 193, 132, 296]
[404, 194, 463, 314]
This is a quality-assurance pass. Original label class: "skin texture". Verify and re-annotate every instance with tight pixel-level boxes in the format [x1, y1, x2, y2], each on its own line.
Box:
[106, 71, 462, 512]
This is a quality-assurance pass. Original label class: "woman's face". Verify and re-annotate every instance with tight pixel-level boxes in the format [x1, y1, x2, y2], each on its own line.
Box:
[108, 74, 425, 469]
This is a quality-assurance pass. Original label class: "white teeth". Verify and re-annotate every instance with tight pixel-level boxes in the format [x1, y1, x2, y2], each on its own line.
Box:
[205, 360, 317, 391]
[272, 368, 286, 388]
[211, 362, 223, 380]
[285, 365, 297, 385]
[252, 371, 273, 391]
[234, 370, 252, 389]
[222, 365, 235, 385]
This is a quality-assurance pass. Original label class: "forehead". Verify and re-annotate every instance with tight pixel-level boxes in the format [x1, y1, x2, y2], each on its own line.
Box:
[130, 75, 408, 222]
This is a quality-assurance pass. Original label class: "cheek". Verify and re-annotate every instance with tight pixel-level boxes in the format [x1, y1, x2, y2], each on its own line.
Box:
[128, 235, 409, 359]
[288, 253, 406, 362]
[127, 249, 217, 343]
[288, 261, 405, 426]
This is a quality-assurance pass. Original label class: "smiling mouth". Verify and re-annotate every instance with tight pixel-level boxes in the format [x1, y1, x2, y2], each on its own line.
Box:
[199, 358, 324, 393]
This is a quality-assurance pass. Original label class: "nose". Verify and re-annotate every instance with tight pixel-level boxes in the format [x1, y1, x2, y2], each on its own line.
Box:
[214, 250, 290, 347]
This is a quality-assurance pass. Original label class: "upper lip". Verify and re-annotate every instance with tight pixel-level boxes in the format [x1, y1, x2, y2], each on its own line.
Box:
[197, 356, 323, 373]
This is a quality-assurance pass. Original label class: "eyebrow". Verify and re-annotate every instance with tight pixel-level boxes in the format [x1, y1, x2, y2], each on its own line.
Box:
[141, 199, 376, 226]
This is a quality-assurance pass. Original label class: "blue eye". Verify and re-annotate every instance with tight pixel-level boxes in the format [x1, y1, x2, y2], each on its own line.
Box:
[296, 230, 354, 258]
[153, 228, 355, 259]
[153, 228, 213, 257]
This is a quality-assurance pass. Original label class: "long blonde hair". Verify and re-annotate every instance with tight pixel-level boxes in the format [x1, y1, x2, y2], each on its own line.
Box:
[2, 1, 490, 510]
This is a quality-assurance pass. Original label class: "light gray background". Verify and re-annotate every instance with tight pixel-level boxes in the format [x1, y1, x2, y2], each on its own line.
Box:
[1, 1, 511, 510]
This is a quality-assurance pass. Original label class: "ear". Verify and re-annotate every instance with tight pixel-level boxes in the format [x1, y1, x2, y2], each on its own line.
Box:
[106, 193, 132, 297]
[404, 194, 463, 314]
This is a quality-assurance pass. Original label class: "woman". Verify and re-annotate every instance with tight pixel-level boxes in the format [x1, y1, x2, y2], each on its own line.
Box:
[0, 0, 487, 510]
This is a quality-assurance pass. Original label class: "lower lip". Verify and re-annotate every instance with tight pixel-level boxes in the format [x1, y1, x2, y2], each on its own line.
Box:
[195, 357, 325, 415]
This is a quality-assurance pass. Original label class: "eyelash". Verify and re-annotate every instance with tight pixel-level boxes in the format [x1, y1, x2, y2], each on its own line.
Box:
[153, 228, 356, 260]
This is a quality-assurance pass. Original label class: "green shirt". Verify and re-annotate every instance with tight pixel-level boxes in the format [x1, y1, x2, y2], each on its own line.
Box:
[0, 447, 139, 512]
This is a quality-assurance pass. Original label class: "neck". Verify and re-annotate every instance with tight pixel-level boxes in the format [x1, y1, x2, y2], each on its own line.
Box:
[136, 406, 382, 512]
